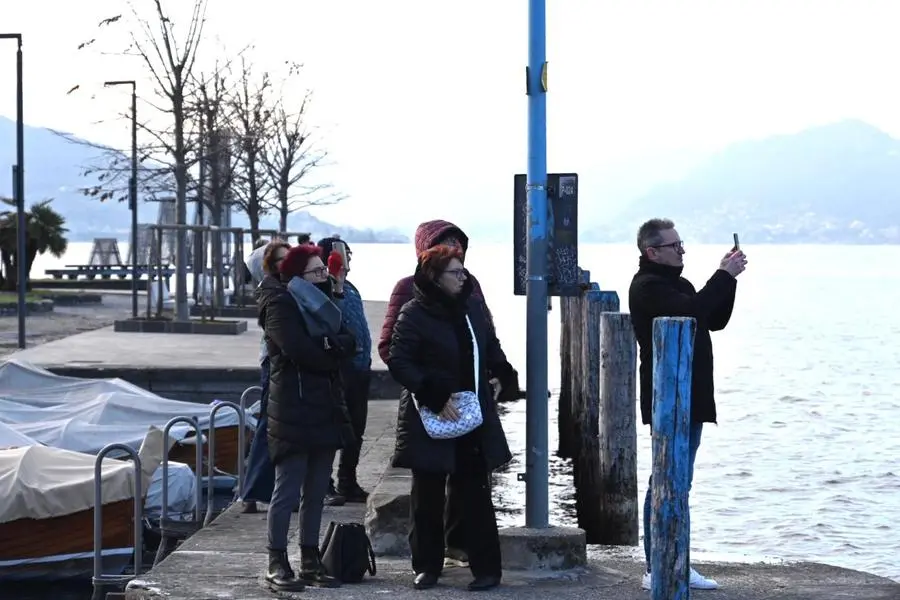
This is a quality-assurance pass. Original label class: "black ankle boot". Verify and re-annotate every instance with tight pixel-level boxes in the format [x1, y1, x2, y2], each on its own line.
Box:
[337, 479, 369, 503]
[299, 545, 340, 587]
[264, 549, 305, 592]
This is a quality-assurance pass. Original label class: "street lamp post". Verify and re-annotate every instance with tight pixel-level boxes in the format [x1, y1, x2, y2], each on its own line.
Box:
[1, 33, 27, 349]
[104, 80, 139, 318]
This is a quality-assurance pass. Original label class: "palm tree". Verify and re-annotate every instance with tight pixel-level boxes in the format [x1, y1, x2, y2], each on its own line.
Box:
[0, 198, 69, 291]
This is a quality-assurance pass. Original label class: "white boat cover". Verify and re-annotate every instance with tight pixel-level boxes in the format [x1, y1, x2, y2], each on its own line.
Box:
[0, 421, 37, 450]
[0, 426, 165, 523]
[0, 359, 256, 454]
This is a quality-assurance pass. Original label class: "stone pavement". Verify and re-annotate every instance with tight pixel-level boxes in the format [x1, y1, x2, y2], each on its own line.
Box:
[124, 400, 900, 600]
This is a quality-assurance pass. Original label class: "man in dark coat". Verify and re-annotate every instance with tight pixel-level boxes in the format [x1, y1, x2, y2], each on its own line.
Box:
[628, 217, 747, 592]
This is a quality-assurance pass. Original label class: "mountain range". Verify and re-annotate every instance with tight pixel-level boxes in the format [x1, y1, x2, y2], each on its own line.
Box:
[587, 119, 900, 244]
[0, 116, 408, 243]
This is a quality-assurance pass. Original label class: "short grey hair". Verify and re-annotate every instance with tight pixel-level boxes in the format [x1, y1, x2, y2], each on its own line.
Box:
[637, 218, 675, 253]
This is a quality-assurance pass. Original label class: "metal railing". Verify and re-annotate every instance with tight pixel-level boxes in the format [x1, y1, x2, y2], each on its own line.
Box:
[93, 444, 143, 589]
[152, 417, 204, 567]
[203, 400, 246, 526]
[240, 385, 262, 413]
[144, 224, 313, 318]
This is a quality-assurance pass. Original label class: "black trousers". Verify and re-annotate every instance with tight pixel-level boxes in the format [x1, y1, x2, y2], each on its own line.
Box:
[410, 446, 501, 578]
[337, 368, 370, 486]
[444, 476, 466, 553]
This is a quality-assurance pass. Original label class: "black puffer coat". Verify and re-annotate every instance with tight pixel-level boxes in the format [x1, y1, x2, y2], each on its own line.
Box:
[255, 275, 357, 465]
[387, 268, 514, 474]
[628, 256, 737, 426]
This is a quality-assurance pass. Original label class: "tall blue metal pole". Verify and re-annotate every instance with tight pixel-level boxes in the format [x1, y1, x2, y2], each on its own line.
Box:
[525, 0, 549, 529]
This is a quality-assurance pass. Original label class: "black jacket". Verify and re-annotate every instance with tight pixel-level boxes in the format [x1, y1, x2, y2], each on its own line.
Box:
[387, 269, 514, 474]
[255, 275, 357, 465]
[628, 257, 737, 425]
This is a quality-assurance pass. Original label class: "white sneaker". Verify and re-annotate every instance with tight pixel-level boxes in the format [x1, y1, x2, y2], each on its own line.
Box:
[640, 568, 719, 591]
[689, 567, 719, 590]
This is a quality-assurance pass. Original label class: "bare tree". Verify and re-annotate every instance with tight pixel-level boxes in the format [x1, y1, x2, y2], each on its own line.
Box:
[190, 66, 239, 306]
[73, 0, 210, 319]
[229, 57, 274, 243]
[261, 88, 346, 233]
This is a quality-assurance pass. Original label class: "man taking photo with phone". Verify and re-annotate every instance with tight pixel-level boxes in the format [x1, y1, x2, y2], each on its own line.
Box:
[628, 218, 747, 591]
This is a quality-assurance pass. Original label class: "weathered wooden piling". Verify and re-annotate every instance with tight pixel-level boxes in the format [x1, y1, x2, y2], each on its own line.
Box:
[557, 294, 577, 459]
[650, 316, 696, 600]
[572, 289, 618, 542]
[596, 311, 638, 545]
[557, 270, 591, 459]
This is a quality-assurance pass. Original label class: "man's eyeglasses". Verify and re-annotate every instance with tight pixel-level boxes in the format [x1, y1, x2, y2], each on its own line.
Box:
[654, 241, 684, 251]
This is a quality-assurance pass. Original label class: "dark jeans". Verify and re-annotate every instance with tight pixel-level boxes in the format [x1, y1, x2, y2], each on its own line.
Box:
[268, 448, 337, 549]
[335, 368, 370, 487]
[644, 423, 703, 570]
[241, 359, 274, 503]
[409, 445, 501, 578]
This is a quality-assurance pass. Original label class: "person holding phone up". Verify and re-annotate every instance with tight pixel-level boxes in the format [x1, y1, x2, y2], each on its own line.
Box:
[317, 236, 373, 505]
[628, 218, 747, 592]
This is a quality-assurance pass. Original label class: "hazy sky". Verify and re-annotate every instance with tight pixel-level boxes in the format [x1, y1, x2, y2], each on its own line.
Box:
[2, 1, 899, 231]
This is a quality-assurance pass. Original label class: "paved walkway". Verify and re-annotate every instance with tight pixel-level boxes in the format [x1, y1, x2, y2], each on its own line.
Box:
[9, 301, 389, 372]
[124, 401, 900, 600]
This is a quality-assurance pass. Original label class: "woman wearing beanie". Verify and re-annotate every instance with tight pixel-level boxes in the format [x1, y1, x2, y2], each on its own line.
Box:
[254, 243, 357, 592]
[387, 245, 515, 592]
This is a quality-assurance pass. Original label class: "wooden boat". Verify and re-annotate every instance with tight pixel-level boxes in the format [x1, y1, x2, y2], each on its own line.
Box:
[0, 429, 164, 581]
[169, 425, 253, 476]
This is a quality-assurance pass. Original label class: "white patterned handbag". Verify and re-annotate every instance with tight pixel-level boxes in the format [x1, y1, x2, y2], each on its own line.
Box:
[414, 315, 484, 440]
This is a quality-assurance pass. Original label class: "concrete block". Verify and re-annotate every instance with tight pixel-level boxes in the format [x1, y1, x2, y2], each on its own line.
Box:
[365, 467, 412, 556]
[190, 304, 259, 319]
[113, 318, 249, 335]
[499, 526, 587, 571]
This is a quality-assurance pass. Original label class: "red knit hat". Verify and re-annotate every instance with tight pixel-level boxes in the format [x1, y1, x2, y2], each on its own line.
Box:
[279, 243, 322, 279]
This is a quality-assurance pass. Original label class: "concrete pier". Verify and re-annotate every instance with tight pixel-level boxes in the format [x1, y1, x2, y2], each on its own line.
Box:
[8, 300, 398, 402]
[123, 402, 899, 600]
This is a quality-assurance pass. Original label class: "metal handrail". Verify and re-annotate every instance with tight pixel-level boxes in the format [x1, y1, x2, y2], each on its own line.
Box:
[203, 401, 246, 526]
[240, 385, 262, 413]
[152, 416, 203, 567]
[93, 443, 143, 588]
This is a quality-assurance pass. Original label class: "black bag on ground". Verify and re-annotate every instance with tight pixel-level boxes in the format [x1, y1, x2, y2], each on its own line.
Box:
[320, 521, 376, 583]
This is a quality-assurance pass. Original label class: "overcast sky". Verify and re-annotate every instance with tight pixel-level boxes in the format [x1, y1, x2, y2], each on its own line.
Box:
[2, 0, 899, 231]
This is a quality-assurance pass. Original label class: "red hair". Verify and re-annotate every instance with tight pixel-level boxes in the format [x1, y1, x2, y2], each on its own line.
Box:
[279, 243, 322, 279]
[418, 245, 463, 280]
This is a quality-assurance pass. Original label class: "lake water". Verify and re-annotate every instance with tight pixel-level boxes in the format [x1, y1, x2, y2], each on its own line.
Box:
[21, 241, 900, 591]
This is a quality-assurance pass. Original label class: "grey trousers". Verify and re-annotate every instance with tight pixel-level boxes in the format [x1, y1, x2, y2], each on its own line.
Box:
[268, 448, 337, 550]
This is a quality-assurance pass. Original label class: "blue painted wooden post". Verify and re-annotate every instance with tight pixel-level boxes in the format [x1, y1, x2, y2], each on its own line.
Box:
[650, 316, 696, 600]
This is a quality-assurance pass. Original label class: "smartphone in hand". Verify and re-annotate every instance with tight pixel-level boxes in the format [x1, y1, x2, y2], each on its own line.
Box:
[332, 240, 349, 274]
[732, 233, 740, 252]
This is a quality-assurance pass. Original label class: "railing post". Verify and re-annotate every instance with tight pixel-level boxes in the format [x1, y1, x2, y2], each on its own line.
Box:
[153, 416, 203, 567]
[204, 401, 247, 526]
[93, 443, 144, 592]
[240, 386, 263, 413]
[650, 316, 696, 600]
[597, 311, 638, 545]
